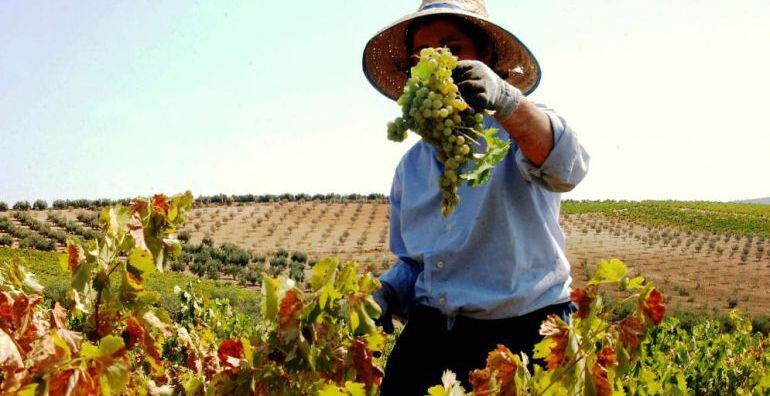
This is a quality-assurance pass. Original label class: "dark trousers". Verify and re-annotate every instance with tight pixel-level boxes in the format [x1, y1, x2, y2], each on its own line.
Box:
[380, 300, 576, 396]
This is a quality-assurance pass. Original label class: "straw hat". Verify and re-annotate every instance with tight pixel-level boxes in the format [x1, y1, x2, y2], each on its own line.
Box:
[363, 0, 541, 101]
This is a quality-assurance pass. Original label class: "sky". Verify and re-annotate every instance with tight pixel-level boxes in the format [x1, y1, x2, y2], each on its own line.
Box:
[1, 0, 769, 203]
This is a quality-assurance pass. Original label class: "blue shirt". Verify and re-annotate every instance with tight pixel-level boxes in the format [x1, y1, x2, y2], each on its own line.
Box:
[378, 104, 590, 330]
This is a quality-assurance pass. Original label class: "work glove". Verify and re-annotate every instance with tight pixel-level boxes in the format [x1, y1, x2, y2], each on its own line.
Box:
[372, 281, 397, 334]
[452, 60, 524, 122]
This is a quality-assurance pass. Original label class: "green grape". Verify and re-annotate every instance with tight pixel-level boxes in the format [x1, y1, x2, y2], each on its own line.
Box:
[386, 47, 510, 216]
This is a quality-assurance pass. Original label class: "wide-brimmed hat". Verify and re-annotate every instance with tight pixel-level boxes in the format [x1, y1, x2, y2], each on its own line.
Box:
[363, 0, 541, 101]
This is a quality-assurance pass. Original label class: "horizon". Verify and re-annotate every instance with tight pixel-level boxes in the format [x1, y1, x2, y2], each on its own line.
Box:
[2, 192, 769, 206]
[2, 1, 769, 203]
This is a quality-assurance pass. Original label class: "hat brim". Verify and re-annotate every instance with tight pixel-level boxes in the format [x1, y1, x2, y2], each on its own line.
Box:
[363, 8, 542, 101]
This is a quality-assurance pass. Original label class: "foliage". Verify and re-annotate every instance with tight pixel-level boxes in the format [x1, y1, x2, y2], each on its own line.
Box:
[47, 211, 100, 241]
[13, 211, 67, 244]
[625, 311, 770, 395]
[0, 193, 385, 395]
[291, 250, 309, 263]
[0, 246, 260, 322]
[563, 200, 770, 237]
[12, 201, 31, 211]
[32, 199, 49, 210]
[428, 259, 668, 395]
[19, 234, 56, 251]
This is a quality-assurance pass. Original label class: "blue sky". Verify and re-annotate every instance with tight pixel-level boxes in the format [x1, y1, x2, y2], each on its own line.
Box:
[2, 0, 769, 203]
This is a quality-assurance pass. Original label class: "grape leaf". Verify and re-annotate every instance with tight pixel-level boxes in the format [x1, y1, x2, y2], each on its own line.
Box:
[0, 328, 23, 369]
[128, 248, 155, 277]
[461, 128, 510, 187]
[589, 259, 627, 285]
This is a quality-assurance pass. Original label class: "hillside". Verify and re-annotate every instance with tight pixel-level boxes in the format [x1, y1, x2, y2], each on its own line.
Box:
[736, 196, 770, 204]
[1, 199, 769, 316]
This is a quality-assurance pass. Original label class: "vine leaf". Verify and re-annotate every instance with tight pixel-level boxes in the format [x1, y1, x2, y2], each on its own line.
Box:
[461, 128, 510, 187]
[589, 259, 627, 285]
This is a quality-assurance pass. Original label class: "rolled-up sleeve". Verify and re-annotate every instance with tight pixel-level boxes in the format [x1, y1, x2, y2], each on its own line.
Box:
[378, 166, 423, 317]
[514, 109, 590, 192]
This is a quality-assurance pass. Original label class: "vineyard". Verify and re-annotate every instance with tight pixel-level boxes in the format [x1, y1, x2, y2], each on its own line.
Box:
[0, 193, 767, 395]
[1, 198, 769, 318]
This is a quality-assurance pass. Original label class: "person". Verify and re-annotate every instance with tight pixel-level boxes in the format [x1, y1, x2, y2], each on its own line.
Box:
[362, 0, 590, 394]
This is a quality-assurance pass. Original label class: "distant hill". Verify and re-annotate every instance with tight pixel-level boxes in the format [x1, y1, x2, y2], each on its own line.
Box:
[735, 197, 770, 204]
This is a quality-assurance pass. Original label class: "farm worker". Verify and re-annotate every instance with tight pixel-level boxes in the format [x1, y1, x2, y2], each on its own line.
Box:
[362, 0, 591, 393]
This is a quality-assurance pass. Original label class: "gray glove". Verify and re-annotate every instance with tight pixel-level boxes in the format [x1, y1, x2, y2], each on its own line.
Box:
[452, 60, 524, 122]
[373, 281, 397, 334]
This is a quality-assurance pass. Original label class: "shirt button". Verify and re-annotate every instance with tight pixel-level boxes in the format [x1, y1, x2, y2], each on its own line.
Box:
[445, 224, 452, 231]
[436, 261, 444, 269]
[437, 297, 446, 306]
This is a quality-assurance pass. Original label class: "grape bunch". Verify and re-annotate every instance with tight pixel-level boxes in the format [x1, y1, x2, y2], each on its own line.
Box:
[387, 47, 510, 216]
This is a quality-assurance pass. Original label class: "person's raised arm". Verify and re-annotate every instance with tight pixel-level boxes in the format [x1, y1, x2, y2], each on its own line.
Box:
[453, 60, 590, 192]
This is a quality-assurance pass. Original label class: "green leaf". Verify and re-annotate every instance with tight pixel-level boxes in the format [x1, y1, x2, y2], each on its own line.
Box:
[262, 277, 280, 321]
[99, 335, 125, 356]
[337, 261, 358, 294]
[344, 382, 366, 396]
[318, 383, 346, 396]
[128, 248, 155, 277]
[71, 259, 94, 292]
[309, 258, 338, 291]
[625, 276, 645, 290]
[532, 337, 554, 360]
[460, 128, 510, 187]
[349, 306, 360, 332]
[101, 357, 130, 395]
[365, 331, 386, 351]
[319, 284, 342, 310]
[589, 259, 627, 284]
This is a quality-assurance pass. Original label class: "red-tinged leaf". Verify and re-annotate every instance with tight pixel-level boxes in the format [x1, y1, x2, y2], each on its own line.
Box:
[469, 368, 494, 395]
[350, 338, 383, 390]
[0, 291, 12, 322]
[130, 199, 148, 216]
[151, 194, 171, 215]
[67, 244, 83, 273]
[596, 346, 617, 368]
[539, 315, 569, 370]
[49, 368, 99, 396]
[591, 347, 618, 396]
[569, 286, 596, 319]
[642, 288, 666, 326]
[0, 328, 22, 370]
[122, 316, 163, 374]
[12, 294, 44, 353]
[122, 319, 142, 349]
[55, 329, 83, 356]
[50, 302, 67, 329]
[217, 339, 244, 375]
[127, 211, 148, 252]
[617, 316, 645, 350]
[278, 289, 302, 331]
[485, 345, 519, 396]
[592, 359, 612, 396]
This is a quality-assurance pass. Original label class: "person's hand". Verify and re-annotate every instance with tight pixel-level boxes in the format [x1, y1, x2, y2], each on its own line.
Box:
[452, 60, 524, 122]
[372, 281, 397, 334]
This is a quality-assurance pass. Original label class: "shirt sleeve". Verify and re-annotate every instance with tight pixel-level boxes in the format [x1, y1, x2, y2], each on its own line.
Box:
[378, 166, 423, 318]
[514, 106, 590, 192]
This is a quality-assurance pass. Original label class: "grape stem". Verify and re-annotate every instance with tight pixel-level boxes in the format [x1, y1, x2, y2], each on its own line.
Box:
[456, 128, 481, 146]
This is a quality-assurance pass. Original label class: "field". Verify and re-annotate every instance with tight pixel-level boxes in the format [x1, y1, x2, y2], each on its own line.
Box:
[2, 199, 769, 316]
[1, 195, 769, 395]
